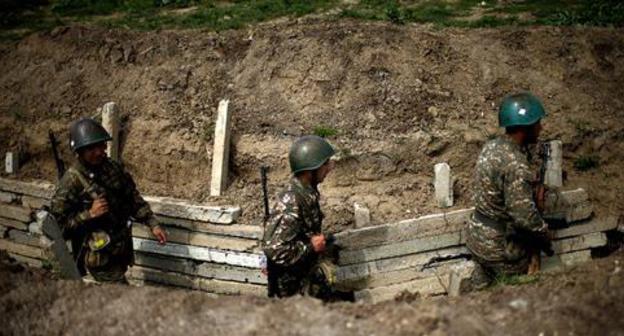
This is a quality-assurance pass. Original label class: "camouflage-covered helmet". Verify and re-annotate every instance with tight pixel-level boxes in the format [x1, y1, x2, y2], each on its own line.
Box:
[289, 135, 335, 174]
[69, 118, 111, 152]
[499, 92, 547, 128]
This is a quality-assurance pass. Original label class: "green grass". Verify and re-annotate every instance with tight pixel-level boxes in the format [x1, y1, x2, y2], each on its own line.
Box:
[574, 155, 600, 171]
[1, 0, 622, 41]
[313, 125, 339, 138]
[492, 274, 540, 287]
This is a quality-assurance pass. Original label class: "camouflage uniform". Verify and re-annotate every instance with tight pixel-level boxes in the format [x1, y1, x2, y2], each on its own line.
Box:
[262, 178, 332, 299]
[51, 158, 158, 282]
[466, 136, 549, 277]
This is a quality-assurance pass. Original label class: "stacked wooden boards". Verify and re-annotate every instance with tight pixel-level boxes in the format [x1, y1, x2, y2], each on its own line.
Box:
[0, 177, 267, 296]
[333, 189, 619, 303]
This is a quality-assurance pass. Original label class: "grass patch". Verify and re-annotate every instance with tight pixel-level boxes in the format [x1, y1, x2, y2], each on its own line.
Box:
[492, 274, 540, 287]
[1, 0, 622, 40]
[573, 155, 600, 171]
[313, 125, 339, 138]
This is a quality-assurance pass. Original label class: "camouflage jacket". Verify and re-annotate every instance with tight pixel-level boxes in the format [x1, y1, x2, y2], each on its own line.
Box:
[473, 136, 547, 234]
[50, 158, 158, 239]
[262, 178, 323, 268]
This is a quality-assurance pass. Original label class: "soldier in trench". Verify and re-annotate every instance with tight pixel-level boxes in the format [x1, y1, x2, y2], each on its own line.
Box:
[262, 135, 352, 301]
[50, 117, 167, 283]
[466, 92, 554, 279]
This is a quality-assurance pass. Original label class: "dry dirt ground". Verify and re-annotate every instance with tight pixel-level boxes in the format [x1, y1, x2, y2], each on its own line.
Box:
[0, 249, 623, 336]
[0, 20, 623, 232]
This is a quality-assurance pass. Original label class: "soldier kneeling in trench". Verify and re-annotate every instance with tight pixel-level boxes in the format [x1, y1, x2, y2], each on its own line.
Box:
[50, 118, 167, 283]
[262, 135, 353, 301]
[466, 92, 554, 280]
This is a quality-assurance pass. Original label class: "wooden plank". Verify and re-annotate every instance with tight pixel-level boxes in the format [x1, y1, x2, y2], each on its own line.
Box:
[0, 204, 32, 222]
[0, 217, 28, 231]
[8, 229, 41, 247]
[132, 237, 262, 268]
[336, 246, 468, 282]
[210, 99, 232, 197]
[8, 253, 44, 268]
[0, 178, 55, 199]
[153, 216, 262, 239]
[132, 223, 258, 252]
[128, 266, 264, 296]
[552, 232, 606, 254]
[134, 252, 196, 274]
[20, 195, 51, 209]
[0, 191, 17, 204]
[336, 189, 593, 252]
[338, 232, 463, 265]
[0, 239, 44, 259]
[340, 259, 463, 291]
[541, 250, 592, 273]
[134, 252, 266, 285]
[354, 274, 450, 303]
[335, 208, 472, 251]
[144, 196, 241, 224]
[553, 216, 619, 239]
[196, 261, 266, 285]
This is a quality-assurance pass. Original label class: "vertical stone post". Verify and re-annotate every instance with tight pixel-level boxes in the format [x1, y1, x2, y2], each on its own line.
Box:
[210, 99, 232, 197]
[102, 102, 120, 162]
[434, 162, 453, 208]
[5, 152, 19, 174]
[544, 140, 563, 188]
[354, 202, 371, 228]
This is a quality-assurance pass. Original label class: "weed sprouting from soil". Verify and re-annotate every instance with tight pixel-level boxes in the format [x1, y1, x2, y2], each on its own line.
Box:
[493, 274, 540, 287]
[313, 126, 339, 138]
[574, 155, 600, 171]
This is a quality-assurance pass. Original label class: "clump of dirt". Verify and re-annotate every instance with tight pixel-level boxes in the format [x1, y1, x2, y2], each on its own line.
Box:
[1, 250, 623, 335]
[1, 21, 623, 232]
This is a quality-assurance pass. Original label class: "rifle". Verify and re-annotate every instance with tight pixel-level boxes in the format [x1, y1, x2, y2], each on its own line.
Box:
[260, 165, 270, 225]
[48, 130, 65, 179]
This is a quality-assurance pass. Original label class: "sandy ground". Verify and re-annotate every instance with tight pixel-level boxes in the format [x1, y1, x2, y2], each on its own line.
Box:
[0, 249, 623, 336]
[0, 21, 623, 232]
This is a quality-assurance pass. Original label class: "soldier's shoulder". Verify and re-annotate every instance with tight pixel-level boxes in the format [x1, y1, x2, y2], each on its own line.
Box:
[56, 168, 83, 192]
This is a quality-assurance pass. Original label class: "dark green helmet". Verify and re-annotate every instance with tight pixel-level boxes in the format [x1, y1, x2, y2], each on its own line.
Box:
[499, 92, 547, 128]
[69, 118, 111, 152]
[289, 135, 335, 174]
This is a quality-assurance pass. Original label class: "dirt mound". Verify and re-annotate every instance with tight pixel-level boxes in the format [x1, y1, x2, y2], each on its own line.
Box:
[1, 21, 623, 231]
[1, 250, 623, 336]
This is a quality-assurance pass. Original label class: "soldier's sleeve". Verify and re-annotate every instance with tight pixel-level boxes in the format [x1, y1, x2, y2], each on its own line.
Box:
[263, 192, 314, 267]
[50, 172, 91, 236]
[504, 160, 548, 233]
[124, 169, 159, 229]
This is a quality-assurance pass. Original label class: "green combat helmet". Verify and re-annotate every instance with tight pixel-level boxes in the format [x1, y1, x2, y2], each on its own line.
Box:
[499, 92, 547, 128]
[69, 118, 112, 152]
[289, 135, 335, 174]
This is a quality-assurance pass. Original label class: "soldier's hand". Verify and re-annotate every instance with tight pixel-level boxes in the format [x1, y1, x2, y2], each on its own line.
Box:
[89, 197, 109, 219]
[151, 226, 167, 245]
[311, 234, 326, 253]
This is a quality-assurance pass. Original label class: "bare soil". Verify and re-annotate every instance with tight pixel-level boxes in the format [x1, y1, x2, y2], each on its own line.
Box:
[0, 249, 623, 336]
[1, 21, 623, 232]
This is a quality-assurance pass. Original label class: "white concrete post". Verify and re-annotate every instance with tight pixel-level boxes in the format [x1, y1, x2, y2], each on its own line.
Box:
[5, 152, 19, 174]
[544, 140, 563, 188]
[434, 162, 453, 208]
[354, 202, 371, 228]
[102, 102, 120, 162]
[210, 99, 232, 197]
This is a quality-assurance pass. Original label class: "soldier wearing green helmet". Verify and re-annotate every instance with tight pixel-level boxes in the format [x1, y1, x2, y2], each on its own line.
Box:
[51, 117, 167, 283]
[466, 92, 553, 278]
[262, 135, 348, 300]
